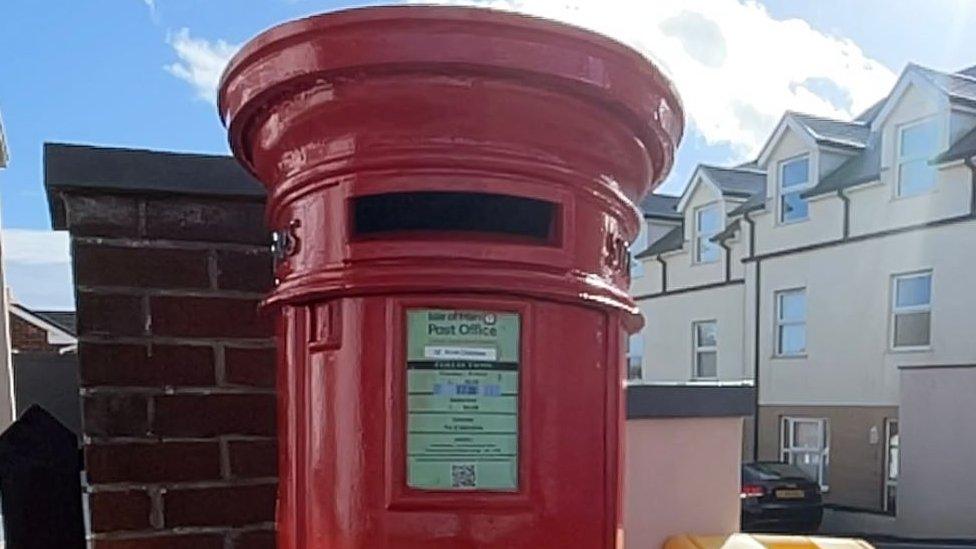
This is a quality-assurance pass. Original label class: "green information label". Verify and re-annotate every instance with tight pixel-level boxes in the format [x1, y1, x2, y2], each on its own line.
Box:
[406, 308, 520, 491]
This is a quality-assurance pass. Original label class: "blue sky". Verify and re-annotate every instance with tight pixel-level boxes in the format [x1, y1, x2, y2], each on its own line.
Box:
[1, 0, 975, 309]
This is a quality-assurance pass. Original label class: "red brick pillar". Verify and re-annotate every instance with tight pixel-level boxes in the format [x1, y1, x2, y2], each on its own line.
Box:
[45, 143, 278, 548]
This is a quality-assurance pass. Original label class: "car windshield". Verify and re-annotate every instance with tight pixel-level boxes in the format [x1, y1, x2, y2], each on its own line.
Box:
[744, 462, 812, 481]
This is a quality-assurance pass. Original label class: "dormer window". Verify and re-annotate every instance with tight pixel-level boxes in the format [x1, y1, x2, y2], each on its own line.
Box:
[778, 155, 810, 224]
[694, 203, 721, 263]
[897, 117, 939, 198]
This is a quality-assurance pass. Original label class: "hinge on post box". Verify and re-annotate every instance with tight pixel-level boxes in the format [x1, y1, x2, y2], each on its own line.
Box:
[272, 219, 301, 264]
[604, 231, 630, 275]
[309, 301, 342, 350]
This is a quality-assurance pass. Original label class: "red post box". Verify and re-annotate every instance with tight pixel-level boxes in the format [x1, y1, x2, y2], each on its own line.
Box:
[219, 6, 682, 548]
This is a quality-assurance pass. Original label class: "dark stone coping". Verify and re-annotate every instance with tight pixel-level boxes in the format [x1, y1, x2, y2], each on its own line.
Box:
[44, 142, 264, 228]
[899, 363, 976, 370]
[626, 383, 756, 419]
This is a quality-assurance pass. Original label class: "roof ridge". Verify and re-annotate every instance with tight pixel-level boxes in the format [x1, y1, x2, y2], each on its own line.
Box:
[956, 64, 976, 78]
[953, 70, 976, 84]
[786, 110, 864, 126]
[912, 62, 976, 85]
[45, 142, 234, 161]
[700, 163, 765, 174]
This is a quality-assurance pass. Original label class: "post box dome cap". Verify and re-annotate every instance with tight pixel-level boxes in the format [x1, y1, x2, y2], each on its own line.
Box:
[218, 4, 684, 187]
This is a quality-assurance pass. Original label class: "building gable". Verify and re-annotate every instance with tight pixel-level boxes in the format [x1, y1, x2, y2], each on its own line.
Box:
[676, 169, 725, 214]
[756, 115, 819, 168]
[870, 66, 951, 133]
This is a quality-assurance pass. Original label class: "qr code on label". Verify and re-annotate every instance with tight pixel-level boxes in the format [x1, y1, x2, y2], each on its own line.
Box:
[451, 464, 476, 488]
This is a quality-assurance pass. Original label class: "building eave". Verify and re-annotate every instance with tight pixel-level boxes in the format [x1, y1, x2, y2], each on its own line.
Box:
[8, 304, 77, 344]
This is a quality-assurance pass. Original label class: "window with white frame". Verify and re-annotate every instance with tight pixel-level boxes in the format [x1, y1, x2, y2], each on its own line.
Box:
[884, 418, 899, 513]
[781, 417, 829, 489]
[897, 117, 940, 198]
[779, 155, 810, 223]
[694, 204, 721, 263]
[891, 271, 932, 349]
[775, 289, 807, 356]
[627, 333, 644, 382]
[692, 320, 717, 379]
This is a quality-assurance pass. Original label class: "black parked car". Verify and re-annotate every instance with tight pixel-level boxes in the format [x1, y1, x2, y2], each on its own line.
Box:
[741, 462, 823, 533]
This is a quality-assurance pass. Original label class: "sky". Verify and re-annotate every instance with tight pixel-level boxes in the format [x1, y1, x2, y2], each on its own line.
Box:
[1, 0, 975, 310]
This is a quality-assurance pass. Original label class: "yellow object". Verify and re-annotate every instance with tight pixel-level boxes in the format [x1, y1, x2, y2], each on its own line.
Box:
[663, 533, 874, 549]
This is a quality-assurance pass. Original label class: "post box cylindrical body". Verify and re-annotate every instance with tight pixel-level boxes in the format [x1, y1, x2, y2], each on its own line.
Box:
[219, 7, 682, 548]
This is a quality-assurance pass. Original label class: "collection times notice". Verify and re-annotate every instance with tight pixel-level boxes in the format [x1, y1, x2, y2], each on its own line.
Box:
[406, 309, 520, 491]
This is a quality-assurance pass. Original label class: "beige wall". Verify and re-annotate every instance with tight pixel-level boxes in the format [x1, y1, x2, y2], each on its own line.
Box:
[898, 366, 976, 537]
[625, 417, 743, 548]
[848, 164, 971, 236]
[750, 193, 845, 256]
[758, 219, 976, 406]
[638, 284, 748, 383]
[757, 405, 896, 511]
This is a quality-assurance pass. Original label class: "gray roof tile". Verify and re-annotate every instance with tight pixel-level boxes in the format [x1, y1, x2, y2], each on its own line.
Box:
[803, 132, 882, 198]
[790, 112, 870, 149]
[635, 224, 684, 258]
[728, 191, 768, 217]
[700, 165, 765, 198]
[854, 99, 886, 123]
[958, 65, 976, 79]
[35, 311, 77, 335]
[935, 126, 976, 164]
[710, 219, 741, 243]
[914, 64, 976, 108]
[639, 193, 681, 220]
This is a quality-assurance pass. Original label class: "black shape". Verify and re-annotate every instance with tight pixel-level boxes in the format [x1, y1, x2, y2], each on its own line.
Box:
[353, 192, 557, 243]
[13, 352, 82, 436]
[626, 384, 756, 419]
[0, 405, 85, 549]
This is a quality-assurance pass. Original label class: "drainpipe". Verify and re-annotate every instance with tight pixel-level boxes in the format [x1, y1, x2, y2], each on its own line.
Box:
[965, 156, 976, 217]
[744, 210, 761, 461]
[718, 238, 732, 283]
[655, 255, 668, 293]
[743, 211, 756, 259]
[837, 188, 851, 240]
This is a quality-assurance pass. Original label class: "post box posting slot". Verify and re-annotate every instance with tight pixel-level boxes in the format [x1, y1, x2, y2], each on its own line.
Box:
[406, 308, 521, 491]
[352, 191, 559, 245]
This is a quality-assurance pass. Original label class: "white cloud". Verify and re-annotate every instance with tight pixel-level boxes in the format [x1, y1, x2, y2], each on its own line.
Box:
[165, 1, 897, 157]
[2, 229, 70, 265]
[2, 230, 73, 310]
[141, 0, 161, 25]
[409, 0, 898, 157]
[164, 28, 240, 104]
